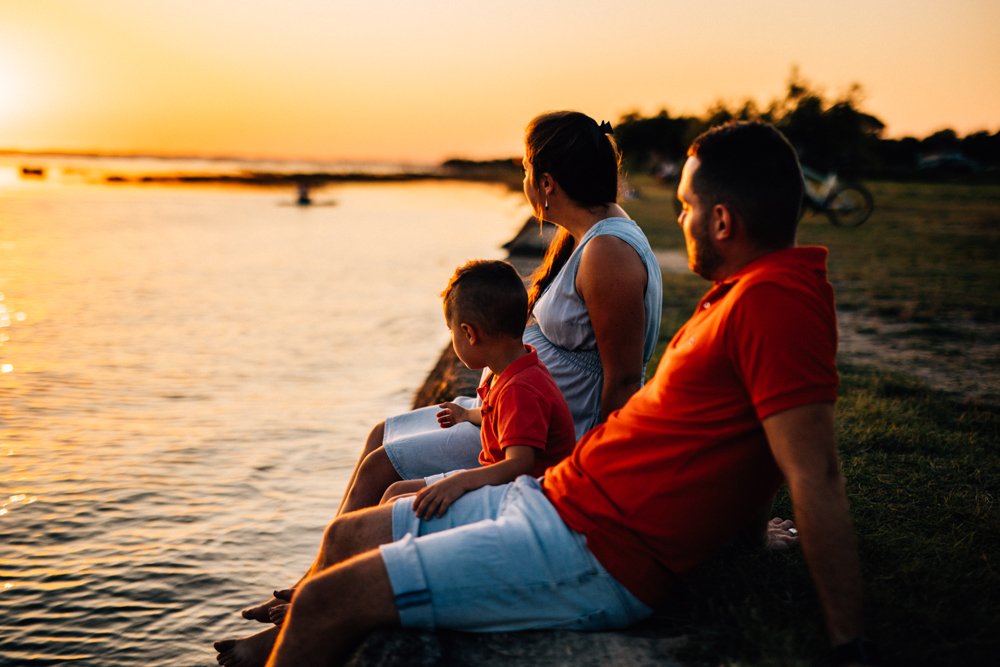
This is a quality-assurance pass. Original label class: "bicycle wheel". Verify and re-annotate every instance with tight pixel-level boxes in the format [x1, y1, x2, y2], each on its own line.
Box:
[824, 185, 874, 227]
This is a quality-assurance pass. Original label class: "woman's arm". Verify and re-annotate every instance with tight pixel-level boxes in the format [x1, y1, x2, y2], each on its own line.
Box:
[576, 234, 649, 420]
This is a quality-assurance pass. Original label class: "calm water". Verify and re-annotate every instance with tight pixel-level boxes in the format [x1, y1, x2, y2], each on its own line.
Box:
[0, 173, 527, 665]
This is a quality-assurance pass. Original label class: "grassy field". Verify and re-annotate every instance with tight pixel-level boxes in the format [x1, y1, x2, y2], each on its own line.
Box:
[622, 175, 1000, 666]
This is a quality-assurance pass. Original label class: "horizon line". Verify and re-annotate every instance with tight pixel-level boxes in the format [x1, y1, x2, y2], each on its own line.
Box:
[0, 147, 461, 167]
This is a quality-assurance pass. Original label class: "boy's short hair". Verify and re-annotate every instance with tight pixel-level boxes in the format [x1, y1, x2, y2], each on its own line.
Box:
[442, 260, 528, 339]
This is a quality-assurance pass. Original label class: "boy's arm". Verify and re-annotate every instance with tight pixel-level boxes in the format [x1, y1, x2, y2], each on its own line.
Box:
[412, 446, 535, 519]
[437, 403, 483, 428]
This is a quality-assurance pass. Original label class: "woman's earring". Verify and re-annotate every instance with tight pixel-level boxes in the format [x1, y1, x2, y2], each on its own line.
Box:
[544, 198, 549, 210]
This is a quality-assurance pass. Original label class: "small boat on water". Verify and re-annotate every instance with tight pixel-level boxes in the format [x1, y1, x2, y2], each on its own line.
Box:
[296, 181, 312, 205]
[20, 166, 46, 178]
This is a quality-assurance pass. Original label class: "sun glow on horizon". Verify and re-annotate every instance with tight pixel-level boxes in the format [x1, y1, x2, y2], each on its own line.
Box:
[0, 49, 33, 129]
[0, 0, 997, 162]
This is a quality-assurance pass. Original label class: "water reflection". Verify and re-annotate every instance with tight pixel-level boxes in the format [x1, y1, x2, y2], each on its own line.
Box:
[0, 179, 528, 664]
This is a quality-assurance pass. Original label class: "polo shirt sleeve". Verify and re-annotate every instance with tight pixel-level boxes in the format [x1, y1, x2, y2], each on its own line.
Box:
[726, 282, 839, 420]
[493, 382, 550, 451]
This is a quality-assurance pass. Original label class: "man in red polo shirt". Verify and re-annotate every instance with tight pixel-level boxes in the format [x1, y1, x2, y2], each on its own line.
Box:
[218, 121, 873, 667]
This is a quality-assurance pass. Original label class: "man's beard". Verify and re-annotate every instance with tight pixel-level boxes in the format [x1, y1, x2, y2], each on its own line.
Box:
[690, 217, 724, 280]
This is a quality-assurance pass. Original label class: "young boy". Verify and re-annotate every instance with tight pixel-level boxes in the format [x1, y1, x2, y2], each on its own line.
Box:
[381, 259, 576, 519]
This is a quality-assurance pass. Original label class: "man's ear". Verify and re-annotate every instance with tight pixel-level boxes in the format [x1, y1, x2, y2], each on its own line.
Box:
[459, 322, 479, 345]
[711, 203, 735, 241]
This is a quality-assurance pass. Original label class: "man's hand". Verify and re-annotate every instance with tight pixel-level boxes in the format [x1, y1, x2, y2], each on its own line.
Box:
[765, 516, 799, 551]
[413, 475, 469, 519]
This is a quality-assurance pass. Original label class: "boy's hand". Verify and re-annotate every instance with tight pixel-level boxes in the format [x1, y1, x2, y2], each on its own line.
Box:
[413, 475, 469, 519]
[436, 402, 468, 428]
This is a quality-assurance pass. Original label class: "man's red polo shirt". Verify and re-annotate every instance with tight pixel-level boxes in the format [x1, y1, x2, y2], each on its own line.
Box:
[543, 247, 839, 607]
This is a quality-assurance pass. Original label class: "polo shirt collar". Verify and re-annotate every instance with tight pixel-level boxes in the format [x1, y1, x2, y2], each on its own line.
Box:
[701, 246, 828, 305]
[477, 345, 538, 401]
[725, 246, 828, 283]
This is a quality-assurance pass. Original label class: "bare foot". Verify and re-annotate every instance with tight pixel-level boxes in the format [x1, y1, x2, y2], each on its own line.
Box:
[214, 626, 280, 666]
[268, 603, 290, 625]
[240, 589, 294, 623]
[765, 517, 799, 551]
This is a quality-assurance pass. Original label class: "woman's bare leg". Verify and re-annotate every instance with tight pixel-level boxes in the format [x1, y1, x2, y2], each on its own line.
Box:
[241, 587, 296, 623]
[336, 421, 387, 515]
[241, 451, 402, 623]
[337, 446, 402, 515]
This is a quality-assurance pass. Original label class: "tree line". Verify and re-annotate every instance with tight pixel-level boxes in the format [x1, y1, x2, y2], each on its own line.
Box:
[614, 69, 999, 181]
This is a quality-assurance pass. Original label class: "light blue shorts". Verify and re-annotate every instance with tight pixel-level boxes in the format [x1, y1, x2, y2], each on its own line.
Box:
[378, 475, 652, 632]
[382, 396, 482, 479]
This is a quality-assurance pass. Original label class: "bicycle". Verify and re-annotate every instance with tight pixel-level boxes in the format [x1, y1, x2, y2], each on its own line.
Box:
[671, 164, 874, 228]
[801, 165, 874, 228]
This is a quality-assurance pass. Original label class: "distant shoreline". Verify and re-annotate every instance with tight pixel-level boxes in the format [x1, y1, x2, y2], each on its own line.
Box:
[2, 151, 523, 190]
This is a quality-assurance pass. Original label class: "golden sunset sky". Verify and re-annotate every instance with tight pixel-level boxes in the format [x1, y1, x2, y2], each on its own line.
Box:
[0, 0, 996, 163]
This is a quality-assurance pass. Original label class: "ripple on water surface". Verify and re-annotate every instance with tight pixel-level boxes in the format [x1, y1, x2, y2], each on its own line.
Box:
[0, 180, 525, 664]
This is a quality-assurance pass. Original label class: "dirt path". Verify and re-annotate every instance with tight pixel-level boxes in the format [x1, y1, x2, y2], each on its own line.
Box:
[835, 310, 999, 404]
[656, 250, 999, 405]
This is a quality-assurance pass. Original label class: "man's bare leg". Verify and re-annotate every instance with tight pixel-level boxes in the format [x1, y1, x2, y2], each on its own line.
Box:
[215, 626, 280, 667]
[218, 504, 397, 662]
[267, 550, 399, 667]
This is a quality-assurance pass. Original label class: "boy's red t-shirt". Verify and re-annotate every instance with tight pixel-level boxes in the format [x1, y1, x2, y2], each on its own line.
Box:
[478, 346, 576, 477]
[542, 247, 839, 607]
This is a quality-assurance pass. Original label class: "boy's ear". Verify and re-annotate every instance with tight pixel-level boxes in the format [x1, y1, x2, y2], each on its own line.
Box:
[459, 322, 479, 345]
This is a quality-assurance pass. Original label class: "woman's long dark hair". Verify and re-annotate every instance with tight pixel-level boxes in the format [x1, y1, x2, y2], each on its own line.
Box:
[523, 111, 621, 309]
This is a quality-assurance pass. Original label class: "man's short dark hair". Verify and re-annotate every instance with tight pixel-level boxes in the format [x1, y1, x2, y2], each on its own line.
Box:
[688, 121, 804, 249]
[442, 260, 528, 339]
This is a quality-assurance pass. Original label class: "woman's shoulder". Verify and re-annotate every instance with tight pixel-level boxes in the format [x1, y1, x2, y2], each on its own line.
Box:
[580, 217, 652, 261]
[584, 217, 651, 246]
[577, 232, 648, 285]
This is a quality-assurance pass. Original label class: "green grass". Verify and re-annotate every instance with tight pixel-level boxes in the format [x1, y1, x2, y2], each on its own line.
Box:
[797, 180, 1000, 324]
[622, 175, 1000, 665]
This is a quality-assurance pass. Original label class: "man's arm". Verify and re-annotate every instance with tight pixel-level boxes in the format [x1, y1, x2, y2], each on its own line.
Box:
[763, 402, 865, 647]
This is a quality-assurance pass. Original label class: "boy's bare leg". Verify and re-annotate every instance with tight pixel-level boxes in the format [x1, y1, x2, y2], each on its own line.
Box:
[266, 550, 400, 667]
[218, 504, 397, 661]
[380, 479, 426, 505]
